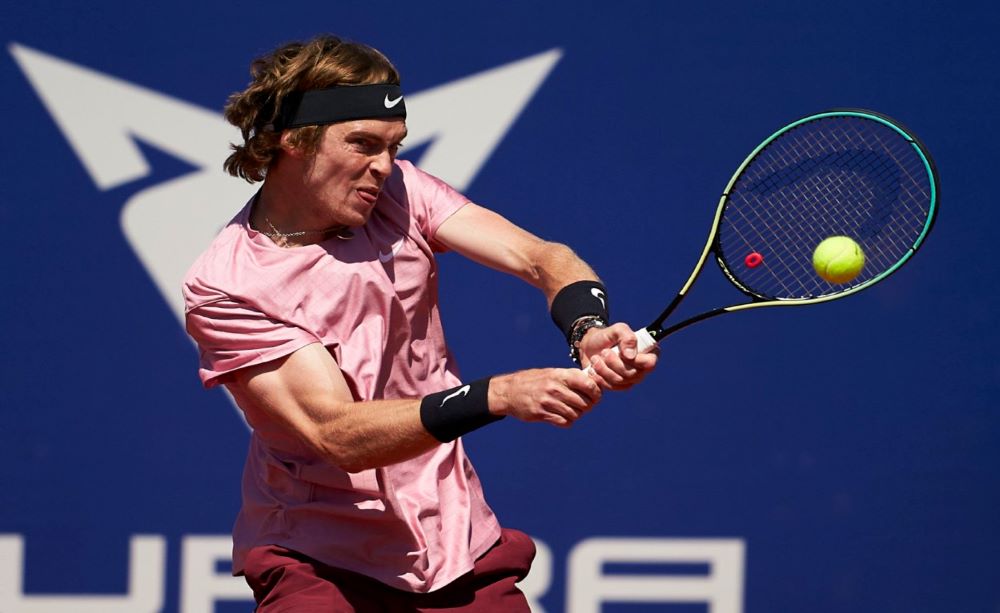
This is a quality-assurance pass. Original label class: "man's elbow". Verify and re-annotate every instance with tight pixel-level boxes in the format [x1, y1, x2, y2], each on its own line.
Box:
[525, 241, 577, 283]
[310, 441, 366, 474]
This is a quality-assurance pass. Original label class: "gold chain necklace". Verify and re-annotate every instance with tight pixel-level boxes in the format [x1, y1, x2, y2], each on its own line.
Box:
[259, 215, 353, 241]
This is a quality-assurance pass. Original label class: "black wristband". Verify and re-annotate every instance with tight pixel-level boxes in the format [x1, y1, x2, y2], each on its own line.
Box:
[420, 378, 500, 443]
[550, 280, 610, 341]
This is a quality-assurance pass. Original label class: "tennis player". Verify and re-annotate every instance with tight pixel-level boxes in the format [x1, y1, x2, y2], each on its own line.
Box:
[183, 34, 657, 611]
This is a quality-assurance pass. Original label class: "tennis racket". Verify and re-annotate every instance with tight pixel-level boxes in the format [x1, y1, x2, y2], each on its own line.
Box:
[622, 108, 939, 354]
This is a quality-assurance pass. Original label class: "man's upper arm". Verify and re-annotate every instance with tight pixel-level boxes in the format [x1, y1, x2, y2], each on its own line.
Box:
[227, 343, 437, 472]
[227, 343, 356, 456]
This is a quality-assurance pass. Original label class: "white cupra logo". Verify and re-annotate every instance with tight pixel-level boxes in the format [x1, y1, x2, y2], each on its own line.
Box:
[10, 42, 563, 424]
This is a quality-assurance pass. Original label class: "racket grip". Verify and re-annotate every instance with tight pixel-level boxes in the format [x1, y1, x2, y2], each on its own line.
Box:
[634, 328, 658, 352]
[583, 328, 658, 376]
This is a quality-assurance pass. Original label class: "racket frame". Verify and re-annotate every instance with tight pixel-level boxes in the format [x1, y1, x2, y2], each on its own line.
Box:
[645, 108, 939, 342]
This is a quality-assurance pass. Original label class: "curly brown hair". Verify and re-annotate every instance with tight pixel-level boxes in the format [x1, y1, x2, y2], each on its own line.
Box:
[223, 35, 401, 183]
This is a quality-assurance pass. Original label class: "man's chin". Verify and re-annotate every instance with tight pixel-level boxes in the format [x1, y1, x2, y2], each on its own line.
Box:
[341, 212, 370, 230]
[351, 202, 378, 226]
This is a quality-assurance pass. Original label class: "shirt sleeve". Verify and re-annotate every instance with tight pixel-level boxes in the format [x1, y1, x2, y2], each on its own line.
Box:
[396, 160, 470, 251]
[185, 297, 320, 388]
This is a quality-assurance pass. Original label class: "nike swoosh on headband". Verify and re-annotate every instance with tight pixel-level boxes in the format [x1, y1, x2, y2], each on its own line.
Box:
[275, 84, 407, 130]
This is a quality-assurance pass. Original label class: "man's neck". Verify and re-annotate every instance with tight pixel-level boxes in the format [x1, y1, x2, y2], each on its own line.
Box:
[252, 164, 334, 247]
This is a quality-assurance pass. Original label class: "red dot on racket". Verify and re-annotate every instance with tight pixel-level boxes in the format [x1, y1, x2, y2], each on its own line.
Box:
[745, 252, 763, 268]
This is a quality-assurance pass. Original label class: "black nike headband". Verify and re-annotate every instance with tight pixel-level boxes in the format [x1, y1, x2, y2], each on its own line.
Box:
[273, 83, 406, 131]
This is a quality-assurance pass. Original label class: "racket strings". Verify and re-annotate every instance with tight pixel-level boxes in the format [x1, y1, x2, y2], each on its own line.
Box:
[717, 115, 933, 300]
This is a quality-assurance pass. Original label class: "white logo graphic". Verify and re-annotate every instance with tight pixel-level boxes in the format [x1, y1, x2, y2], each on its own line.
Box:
[439, 385, 471, 407]
[591, 288, 606, 310]
[378, 238, 405, 263]
[10, 42, 561, 423]
[0, 533, 744, 613]
[383, 94, 403, 108]
[10, 42, 561, 319]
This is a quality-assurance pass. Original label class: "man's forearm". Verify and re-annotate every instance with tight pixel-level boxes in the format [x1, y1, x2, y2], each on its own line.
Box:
[523, 241, 602, 306]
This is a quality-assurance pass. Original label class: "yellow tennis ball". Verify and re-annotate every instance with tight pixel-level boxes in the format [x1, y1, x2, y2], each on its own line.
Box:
[813, 236, 865, 284]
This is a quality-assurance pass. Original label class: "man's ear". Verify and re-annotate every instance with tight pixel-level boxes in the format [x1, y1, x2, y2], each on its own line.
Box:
[278, 129, 306, 159]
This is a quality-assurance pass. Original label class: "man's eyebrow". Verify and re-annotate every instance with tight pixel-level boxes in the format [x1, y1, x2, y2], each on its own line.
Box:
[346, 129, 408, 144]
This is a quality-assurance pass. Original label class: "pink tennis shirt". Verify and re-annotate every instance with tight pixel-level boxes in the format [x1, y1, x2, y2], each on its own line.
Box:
[182, 160, 501, 592]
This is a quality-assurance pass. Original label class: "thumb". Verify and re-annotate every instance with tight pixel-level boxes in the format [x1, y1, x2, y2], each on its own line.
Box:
[604, 323, 638, 359]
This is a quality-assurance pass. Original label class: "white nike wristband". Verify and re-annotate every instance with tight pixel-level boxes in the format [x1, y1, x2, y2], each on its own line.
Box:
[419, 378, 500, 442]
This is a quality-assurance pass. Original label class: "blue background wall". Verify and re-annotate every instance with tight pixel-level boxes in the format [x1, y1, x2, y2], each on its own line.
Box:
[2, 1, 997, 611]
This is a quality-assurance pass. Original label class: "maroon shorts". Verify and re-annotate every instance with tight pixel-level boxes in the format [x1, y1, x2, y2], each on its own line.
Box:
[242, 528, 536, 612]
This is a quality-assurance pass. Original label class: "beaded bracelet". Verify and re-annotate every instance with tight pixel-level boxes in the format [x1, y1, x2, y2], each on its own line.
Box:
[568, 316, 607, 364]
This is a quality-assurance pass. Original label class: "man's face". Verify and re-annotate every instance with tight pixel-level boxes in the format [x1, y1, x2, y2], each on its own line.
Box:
[297, 118, 408, 227]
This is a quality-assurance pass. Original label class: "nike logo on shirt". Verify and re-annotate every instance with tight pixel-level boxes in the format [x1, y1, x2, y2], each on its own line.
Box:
[378, 239, 405, 263]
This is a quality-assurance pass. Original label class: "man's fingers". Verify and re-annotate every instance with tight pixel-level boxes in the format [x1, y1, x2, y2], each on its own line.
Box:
[634, 351, 659, 371]
[561, 369, 602, 404]
[584, 323, 640, 362]
[545, 402, 583, 425]
[604, 323, 639, 359]
[588, 355, 621, 389]
[579, 324, 660, 391]
[601, 347, 638, 378]
[501, 367, 612, 427]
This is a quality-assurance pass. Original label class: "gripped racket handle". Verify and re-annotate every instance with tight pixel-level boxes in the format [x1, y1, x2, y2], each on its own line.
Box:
[583, 328, 658, 376]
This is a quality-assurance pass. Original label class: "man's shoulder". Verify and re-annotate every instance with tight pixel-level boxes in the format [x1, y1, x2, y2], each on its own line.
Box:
[392, 158, 418, 177]
[383, 159, 463, 211]
[387, 158, 441, 191]
[182, 209, 250, 311]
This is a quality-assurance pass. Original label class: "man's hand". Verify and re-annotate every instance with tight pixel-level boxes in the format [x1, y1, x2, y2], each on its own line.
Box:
[488, 368, 603, 427]
[577, 323, 659, 390]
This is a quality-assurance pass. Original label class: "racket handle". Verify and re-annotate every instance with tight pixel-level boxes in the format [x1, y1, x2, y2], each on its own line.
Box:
[583, 328, 658, 376]
[634, 328, 659, 352]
